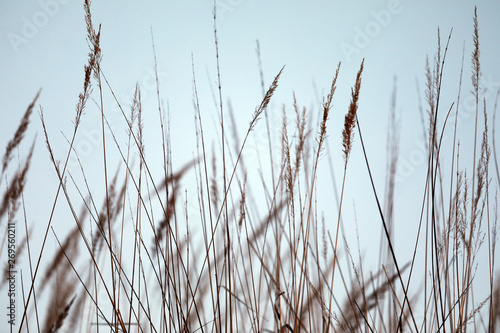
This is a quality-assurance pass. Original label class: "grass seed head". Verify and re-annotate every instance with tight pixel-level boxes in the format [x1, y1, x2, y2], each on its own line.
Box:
[342, 59, 364, 162]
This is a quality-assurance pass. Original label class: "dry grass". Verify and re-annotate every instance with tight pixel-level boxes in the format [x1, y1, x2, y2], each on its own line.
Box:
[1, 3, 499, 333]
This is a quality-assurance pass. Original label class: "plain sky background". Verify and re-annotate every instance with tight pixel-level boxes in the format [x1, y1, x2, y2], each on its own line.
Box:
[1, 0, 500, 327]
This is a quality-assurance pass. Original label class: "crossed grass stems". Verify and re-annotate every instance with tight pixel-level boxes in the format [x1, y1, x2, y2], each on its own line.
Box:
[1, 2, 500, 332]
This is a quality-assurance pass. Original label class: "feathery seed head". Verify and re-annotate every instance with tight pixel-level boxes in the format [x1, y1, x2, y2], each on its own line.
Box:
[342, 59, 364, 162]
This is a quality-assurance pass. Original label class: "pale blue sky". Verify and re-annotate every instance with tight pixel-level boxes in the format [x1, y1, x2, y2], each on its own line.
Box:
[1, 0, 500, 328]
